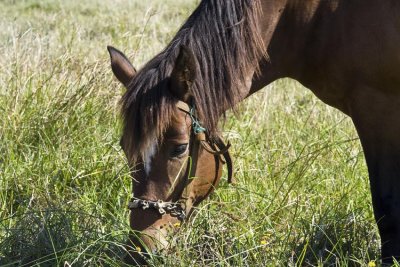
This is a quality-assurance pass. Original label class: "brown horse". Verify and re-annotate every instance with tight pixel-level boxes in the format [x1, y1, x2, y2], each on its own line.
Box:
[108, 0, 400, 264]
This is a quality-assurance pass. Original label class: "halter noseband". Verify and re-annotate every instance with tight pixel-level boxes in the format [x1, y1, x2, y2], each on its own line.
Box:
[128, 198, 186, 221]
[128, 100, 233, 221]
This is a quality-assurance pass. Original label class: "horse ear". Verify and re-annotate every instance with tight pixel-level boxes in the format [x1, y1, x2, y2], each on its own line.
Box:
[170, 46, 197, 101]
[107, 46, 136, 87]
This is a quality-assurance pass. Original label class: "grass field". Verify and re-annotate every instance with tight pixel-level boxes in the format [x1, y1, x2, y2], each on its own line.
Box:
[0, 0, 381, 266]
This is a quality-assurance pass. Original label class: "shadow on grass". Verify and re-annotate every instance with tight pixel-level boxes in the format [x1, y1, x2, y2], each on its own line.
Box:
[0, 208, 130, 266]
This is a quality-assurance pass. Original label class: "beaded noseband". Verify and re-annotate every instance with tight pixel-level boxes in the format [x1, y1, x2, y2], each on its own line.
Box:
[127, 100, 233, 221]
[128, 198, 186, 221]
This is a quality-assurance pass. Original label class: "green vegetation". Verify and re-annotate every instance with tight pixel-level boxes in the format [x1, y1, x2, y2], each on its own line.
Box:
[0, 0, 379, 265]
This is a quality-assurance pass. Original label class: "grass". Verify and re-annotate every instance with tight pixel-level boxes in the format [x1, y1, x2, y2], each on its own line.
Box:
[0, 0, 380, 266]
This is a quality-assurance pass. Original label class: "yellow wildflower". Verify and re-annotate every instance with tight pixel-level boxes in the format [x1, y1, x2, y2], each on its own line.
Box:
[368, 261, 376, 267]
[173, 222, 181, 227]
[260, 240, 267, 245]
[135, 246, 142, 253]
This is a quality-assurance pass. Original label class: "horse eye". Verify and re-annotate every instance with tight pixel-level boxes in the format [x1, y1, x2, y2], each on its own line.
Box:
[171, 144, 188, 157]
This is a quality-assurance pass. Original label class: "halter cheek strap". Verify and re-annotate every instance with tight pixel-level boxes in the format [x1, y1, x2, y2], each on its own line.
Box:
[176, 101, 232, 158]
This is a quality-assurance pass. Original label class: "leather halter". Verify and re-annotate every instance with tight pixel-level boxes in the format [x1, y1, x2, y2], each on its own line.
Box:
[128, 100, 233, 221]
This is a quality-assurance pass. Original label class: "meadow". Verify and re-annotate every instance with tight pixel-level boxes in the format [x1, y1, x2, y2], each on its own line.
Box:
[0, 0, 380, 266]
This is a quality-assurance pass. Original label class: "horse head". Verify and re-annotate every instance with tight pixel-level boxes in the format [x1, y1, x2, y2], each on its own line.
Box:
[108, 45, 232, 264]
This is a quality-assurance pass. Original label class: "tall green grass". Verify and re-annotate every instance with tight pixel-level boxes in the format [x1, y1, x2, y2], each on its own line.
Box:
[0, 0, 380, 266]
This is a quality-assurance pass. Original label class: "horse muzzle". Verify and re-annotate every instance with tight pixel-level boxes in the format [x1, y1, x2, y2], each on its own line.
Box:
[125, 209, 182, 265]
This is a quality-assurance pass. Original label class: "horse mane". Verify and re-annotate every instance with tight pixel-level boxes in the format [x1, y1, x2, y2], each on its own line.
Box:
[121, 0, 265, 162]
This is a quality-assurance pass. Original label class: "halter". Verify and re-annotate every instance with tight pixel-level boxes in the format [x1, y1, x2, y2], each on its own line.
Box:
[128, 100, 233, 221]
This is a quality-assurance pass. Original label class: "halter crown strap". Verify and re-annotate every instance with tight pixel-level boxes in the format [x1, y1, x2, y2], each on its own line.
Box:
[176, 100, 190, 113]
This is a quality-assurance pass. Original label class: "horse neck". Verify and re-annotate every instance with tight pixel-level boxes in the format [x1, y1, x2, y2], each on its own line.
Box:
[248, 0, 343, 97]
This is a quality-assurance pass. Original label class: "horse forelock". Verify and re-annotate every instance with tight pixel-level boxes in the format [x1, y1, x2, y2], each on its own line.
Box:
[121, 0, 265, 163]
[121, 66, 175, 163]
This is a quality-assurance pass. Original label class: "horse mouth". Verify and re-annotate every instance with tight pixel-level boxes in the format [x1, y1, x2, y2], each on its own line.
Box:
[126, 210, 183, 265]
